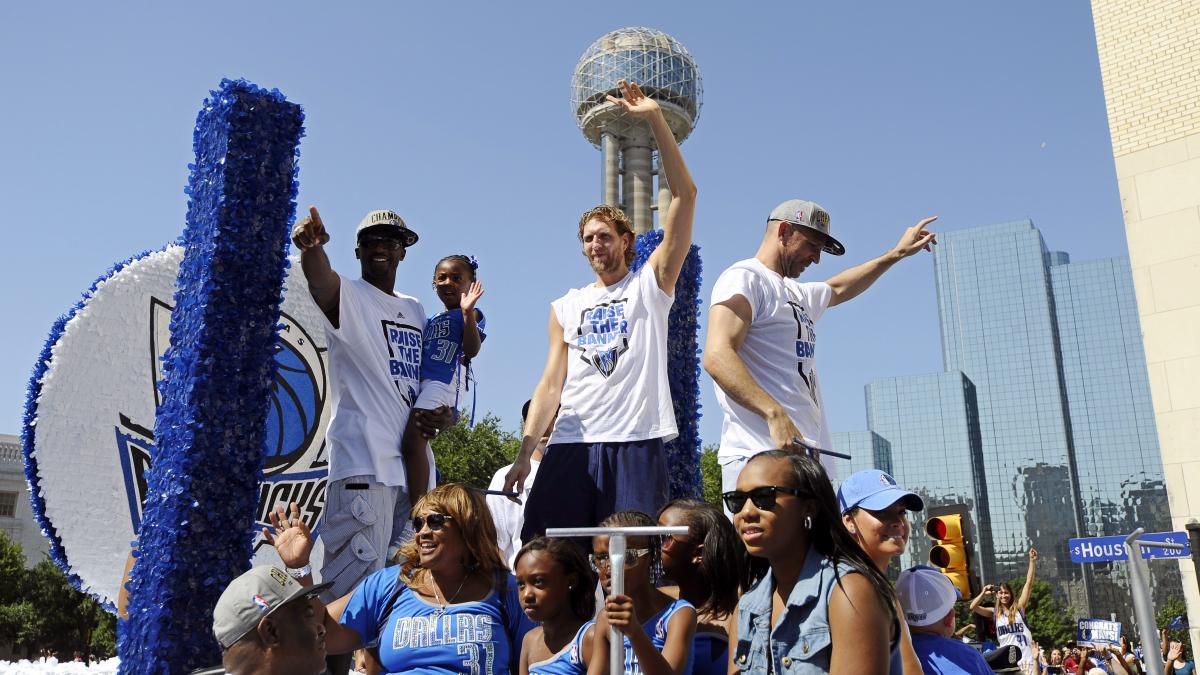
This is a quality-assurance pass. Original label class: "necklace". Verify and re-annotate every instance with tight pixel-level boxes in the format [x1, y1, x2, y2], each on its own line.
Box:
[430, 572, 470, 618]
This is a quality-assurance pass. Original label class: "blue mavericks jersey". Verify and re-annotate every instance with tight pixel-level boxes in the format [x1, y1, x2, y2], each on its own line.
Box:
[421, 309, 487, 384]
[340, 567, 529, 674]
[623, 598, 695, 675]
[528, 621, 593, 675]
[691, 631, 727, 675]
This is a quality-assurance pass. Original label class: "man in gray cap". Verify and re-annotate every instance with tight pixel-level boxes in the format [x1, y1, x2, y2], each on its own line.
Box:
[704, 200, 936, 498]
[212, 565, 332, 675]
[291, 206, 450, 607]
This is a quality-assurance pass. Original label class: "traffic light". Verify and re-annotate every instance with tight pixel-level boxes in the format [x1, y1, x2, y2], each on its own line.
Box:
[927, 513, 972, 597]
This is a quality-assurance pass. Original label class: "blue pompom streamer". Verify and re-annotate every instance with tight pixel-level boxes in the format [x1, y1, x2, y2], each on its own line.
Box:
[632, 231, 703, 500]
[117, 79, 304, 673]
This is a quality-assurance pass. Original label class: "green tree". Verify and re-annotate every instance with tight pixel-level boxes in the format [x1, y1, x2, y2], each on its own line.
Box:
[1156, 595, 1192, 656]
[700, 444, 721, 508]
[1007, 577, 1075, 648]
[431, 413, 521, 488]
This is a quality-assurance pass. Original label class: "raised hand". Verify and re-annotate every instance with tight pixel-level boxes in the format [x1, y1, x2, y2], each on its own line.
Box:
[292, 206, 330, 251]
[606, 80, 660, 119]
[1168, 641, 1184, 661]
[1030, 548, 1039, 563]
[461, 281, 485, 315]
[262, 501, 313, 569]
[891, 216, 938, 259]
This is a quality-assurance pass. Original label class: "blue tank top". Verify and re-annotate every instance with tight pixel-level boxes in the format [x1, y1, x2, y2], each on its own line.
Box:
[339, 567, 528, 674]
[529, 621, 593, 675]
[691, 630, 728, 675]
[623, 598, 695, 675]
[421, 308, 486, 384]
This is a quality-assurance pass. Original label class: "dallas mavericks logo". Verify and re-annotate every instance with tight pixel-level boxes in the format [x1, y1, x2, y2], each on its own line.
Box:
[117, 295, 330, 550]
[575, 299, 630, 378]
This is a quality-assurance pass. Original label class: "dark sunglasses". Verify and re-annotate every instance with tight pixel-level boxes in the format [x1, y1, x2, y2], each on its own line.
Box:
[359, 235, 404, 251]
[412, 512, 453, 532]
[722, 486, 808, 513]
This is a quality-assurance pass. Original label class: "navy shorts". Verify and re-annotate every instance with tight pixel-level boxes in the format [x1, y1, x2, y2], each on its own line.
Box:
[520, 438, 669, 546]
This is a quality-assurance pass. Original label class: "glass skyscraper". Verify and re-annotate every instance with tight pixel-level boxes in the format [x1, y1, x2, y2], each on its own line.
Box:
[830, 430, 893, 478]
[854, 220, 1178, 621]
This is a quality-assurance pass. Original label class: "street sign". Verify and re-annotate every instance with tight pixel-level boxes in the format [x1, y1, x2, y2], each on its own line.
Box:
[1069, 531, 1191, 563]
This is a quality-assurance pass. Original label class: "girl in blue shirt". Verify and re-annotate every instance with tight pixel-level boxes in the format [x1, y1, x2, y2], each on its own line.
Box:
[402, 255, 486, 508]
[593, 510, 697, 675]
[655, 500, 745, 675]
[515, 537, 604, 675]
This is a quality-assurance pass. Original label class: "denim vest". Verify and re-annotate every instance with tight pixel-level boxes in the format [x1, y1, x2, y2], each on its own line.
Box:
[733, 553, 898, 674]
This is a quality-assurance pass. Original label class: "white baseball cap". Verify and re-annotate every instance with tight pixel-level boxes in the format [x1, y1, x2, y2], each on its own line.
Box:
[896, 565, 957, 627]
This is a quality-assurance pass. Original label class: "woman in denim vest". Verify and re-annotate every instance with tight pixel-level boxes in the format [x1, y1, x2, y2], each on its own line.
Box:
[725, 450, 898, 673]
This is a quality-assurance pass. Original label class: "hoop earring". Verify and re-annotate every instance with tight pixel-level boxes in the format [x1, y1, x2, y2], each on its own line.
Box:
[804, 515, 813, 530]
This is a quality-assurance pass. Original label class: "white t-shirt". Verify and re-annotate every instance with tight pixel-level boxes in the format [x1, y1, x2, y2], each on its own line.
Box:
[995, 609, 1034, 666]
[549, 265, 678, 444]
[710, 258, 833, 460]
[322, 276, 426, 487]
[485, 458, 541, 567]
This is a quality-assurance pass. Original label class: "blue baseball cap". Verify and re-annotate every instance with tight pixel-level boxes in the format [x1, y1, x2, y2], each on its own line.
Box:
[837, 469, 924, 514]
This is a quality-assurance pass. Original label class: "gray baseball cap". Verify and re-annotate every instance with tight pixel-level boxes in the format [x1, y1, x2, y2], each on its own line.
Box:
[768, 199, 845, 256]
[212, 565, 332, 649]
[356, 209, 419, 247]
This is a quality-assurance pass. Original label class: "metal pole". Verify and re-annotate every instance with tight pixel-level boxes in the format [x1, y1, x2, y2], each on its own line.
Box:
[546, 526, 689, 675]
[1187, 521, 1200, 593]
[1123, 528, 1186, 675]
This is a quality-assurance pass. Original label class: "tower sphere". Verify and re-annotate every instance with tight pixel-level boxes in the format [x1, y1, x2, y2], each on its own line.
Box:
[571, 27, 703, 148]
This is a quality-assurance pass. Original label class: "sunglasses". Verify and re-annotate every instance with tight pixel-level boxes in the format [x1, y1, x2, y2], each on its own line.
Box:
[722, 485, 808, 513]
[588, 548, 651, 572]
[359, 235, 404, 251]
[412, 512, 453, 532]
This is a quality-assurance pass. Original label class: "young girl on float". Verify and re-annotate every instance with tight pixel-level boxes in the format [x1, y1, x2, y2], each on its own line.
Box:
[656, 499, 745, 675]
[401, 254, 485, 508]
[592, 511, 697, 675]
[837, 468, 930, 674]
[516, 537, 605, 675]
[969, 548, 1039, 674]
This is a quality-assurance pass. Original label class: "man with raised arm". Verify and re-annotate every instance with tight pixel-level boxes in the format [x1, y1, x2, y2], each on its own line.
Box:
[504, 79, 698, 542]
[291, 207, 449, 604]
[704, 201, 936, 496]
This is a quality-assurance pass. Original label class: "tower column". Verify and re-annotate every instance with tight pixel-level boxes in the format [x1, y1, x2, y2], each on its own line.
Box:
[601, 131, 620, 207]
[656, 154, 672, 229]
[621, 140, 653, 234]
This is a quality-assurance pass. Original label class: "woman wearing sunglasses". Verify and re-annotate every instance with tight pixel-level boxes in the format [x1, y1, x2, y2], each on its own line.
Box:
[724, 450, 898, 674]
[592, 510, 698, 675]
[836, 469, 927, 675]
[266, 484, 532, 674]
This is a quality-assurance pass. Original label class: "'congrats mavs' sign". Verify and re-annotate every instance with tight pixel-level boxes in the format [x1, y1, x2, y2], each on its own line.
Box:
[1068, 531, 1191, 563]
[26, 246, 330, 607]
[1077, 619, 1121, 647]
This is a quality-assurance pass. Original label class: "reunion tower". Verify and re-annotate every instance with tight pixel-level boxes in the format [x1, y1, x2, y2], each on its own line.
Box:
[571, 27, 703, 233]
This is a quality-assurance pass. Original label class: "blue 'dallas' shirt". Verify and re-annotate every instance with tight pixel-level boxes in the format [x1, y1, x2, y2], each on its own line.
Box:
[340, 567, 530, 674]
[623, 597, 695, 675]
[909, 632, 993, 675]
[528, 621, 594, 675]
[421, 308, 486, 384]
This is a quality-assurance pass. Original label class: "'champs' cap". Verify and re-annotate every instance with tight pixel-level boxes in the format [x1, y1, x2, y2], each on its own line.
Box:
[212, 565, 332, 649]
[768, 199, 845, 256]
[356, 209, 419, 247]
[896, 565, 958, 627]
[837, 468, 924, 514]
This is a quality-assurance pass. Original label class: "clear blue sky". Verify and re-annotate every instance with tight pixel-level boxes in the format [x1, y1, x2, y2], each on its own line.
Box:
[0, 2, 1128, 445]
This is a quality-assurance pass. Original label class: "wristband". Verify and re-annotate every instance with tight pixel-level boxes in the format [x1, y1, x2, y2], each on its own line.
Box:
[287, 563, 312, 579]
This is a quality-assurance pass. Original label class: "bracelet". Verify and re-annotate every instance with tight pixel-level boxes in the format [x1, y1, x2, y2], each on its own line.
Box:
[287, 563, 312, 579]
